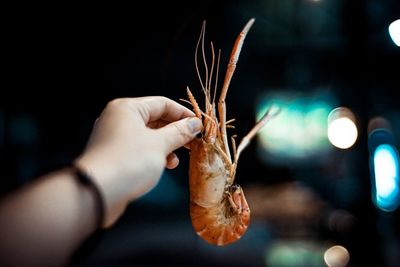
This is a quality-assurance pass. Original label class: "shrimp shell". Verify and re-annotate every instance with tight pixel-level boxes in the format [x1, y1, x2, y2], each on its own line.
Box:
[185, 18, 277, 246]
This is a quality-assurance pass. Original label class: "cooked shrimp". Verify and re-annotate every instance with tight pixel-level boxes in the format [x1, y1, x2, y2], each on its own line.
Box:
[185, 18, 278, 246]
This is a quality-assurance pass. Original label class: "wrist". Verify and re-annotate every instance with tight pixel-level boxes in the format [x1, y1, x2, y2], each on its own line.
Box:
[70, 166, 105, 230]
[74, 155, 127, 228]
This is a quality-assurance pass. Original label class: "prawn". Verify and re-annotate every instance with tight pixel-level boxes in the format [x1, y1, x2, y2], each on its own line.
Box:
[184, 18, 278, 246]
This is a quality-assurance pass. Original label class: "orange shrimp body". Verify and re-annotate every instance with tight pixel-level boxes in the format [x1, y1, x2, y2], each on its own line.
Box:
[189, 139, 250, 245]
[186, 18, 277, 246]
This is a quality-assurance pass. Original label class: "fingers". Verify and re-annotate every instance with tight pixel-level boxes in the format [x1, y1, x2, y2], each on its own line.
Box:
[166, 153, 179, 169]
[147, 119, 168, 129]
[131, 96, 195, 123]
[158, 117, 203, 152]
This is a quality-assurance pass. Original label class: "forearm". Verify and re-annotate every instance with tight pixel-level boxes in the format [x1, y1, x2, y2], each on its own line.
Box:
[0, 168, 98, 267]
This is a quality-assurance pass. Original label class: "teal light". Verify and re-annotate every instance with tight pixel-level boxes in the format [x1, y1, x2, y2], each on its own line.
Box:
[256, 92, 333, 164]
[265, 240, 325, 267]
[373, 144, 400, 212]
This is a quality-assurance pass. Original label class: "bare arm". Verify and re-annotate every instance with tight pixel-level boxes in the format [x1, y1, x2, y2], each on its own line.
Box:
[0, 168, 98, 267]
[0, 96, 202, 267]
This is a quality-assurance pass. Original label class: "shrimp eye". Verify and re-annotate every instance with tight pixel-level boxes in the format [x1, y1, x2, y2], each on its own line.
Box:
[196, 132, 203, 139]
[231, 184, 239, 191]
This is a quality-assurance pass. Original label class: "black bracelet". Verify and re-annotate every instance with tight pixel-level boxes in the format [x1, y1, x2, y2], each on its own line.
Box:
[72, 166, 105, 230]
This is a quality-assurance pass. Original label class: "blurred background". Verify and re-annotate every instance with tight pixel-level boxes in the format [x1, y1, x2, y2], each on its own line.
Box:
[2, 0, 400, 266]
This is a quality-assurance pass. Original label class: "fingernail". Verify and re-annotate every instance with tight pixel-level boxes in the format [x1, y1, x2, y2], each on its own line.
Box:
[187, 117, 202, 133]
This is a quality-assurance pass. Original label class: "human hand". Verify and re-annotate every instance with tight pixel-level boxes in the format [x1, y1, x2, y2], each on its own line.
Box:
[75, 97, 202, 228]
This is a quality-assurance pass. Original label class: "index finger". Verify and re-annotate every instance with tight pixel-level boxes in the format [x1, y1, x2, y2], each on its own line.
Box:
[131, 96, 195, 123]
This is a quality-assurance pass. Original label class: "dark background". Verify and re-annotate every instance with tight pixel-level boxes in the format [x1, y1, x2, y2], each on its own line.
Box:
[2, 0, 400, 266]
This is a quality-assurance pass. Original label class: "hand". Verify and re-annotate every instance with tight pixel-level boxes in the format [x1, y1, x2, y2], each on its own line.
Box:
[75, 96, 202, 228]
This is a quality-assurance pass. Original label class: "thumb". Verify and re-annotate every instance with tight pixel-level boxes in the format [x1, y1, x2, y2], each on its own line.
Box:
[158, 117, 202, 152]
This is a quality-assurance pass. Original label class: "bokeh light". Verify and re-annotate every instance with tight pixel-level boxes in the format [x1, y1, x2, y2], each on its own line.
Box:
[265, 240, 324, 267]
[368, 117, 400, 212]
[327, 107, 358, 149]
[256, 90, 334, 165]
[372, 144, 399, 212]
[323, 245, 350, 267]
[389, 19, 400, 47]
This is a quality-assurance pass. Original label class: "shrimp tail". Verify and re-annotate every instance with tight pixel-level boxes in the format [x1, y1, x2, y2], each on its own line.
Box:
[190, 185, 250, 246]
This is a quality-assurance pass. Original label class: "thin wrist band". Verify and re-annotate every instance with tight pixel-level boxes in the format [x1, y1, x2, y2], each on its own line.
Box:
[72, 165, 105, 230]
